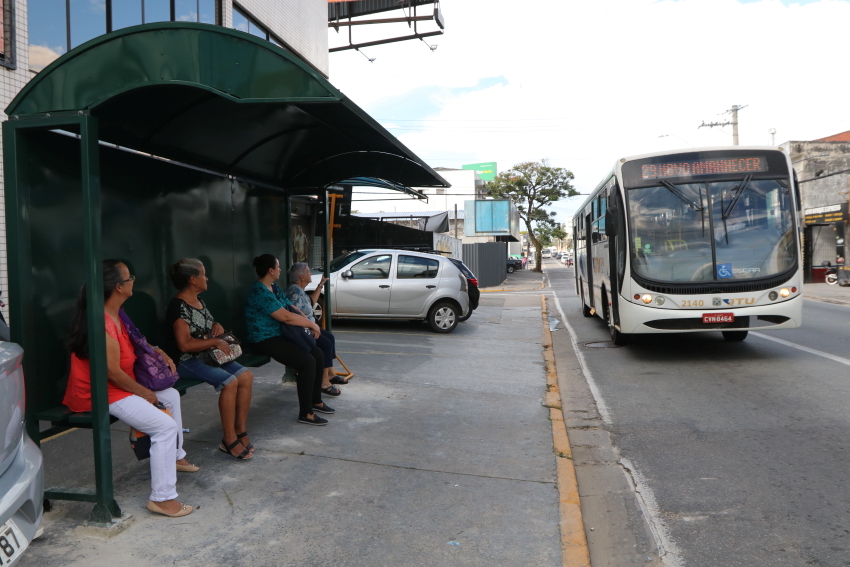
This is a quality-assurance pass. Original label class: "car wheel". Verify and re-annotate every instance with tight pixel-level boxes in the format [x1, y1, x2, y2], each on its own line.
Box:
[457, 309, 473, 322]
[722, 330, 748, 341]
[428, 301, 458, 333]
[507, 265, 515, 273]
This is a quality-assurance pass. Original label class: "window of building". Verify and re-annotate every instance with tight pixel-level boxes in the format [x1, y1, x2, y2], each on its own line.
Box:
[232, 5, 283, 46]
[28, 0, 221, 72]
[0, 0, 16, 69]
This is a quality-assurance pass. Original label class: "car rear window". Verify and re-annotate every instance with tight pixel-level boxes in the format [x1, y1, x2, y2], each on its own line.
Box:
[397, 255, 439, 278]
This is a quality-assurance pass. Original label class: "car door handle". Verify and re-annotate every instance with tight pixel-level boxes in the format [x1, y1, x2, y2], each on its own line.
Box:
[379, 285, 390, 289]
[426, 285, 436, 289]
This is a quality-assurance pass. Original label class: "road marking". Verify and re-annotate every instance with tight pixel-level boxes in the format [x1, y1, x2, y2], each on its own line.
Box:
[540, 296, 591, 567]
[550, 290, 612, 424]
[751, 332, 850, 367]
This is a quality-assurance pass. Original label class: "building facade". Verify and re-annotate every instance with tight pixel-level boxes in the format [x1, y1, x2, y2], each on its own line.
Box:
[784, 133, 850, 282]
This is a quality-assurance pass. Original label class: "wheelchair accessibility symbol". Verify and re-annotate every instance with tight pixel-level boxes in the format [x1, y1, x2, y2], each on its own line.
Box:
[716, 263, 733, 279]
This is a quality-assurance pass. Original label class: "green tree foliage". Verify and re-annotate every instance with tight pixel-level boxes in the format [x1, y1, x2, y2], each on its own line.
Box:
[486, 160, 577, 271]
[537, 225, 567, 248]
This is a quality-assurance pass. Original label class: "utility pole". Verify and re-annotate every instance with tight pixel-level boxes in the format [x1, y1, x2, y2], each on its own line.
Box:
[699, 105, 747, 145]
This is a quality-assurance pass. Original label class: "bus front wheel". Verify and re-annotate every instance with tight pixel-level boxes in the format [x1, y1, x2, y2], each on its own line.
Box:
[609, 324, 629, 346]
[722, 330, 748, 341]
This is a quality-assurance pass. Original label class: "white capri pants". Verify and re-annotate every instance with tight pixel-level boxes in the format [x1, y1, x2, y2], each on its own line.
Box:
[108, 387, 186, 502]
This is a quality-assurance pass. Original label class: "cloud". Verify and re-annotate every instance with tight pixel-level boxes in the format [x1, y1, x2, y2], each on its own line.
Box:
[330, 0, 850, 218]
[28, 45, 63, 72]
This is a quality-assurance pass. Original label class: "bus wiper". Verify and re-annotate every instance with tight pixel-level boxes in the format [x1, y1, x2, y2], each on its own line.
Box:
[719, 175, 752, 244]
[722, 175, 752, 220]
[659, 181, 704, 211]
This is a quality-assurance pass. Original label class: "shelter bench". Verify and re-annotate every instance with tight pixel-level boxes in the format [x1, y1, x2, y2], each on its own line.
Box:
[34, 353, 271, 440]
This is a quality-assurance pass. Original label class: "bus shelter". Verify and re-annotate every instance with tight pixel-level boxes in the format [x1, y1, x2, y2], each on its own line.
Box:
[3, 22, 447, 523]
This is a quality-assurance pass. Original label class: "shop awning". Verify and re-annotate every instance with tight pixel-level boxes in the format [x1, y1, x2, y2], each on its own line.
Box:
[6, 22, 448, 192]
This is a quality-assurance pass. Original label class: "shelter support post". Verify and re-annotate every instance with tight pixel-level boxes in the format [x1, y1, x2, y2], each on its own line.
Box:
[80, 114, 122, 523]
[323, 190, 332, 332]
[3, 121, 37, 444]
[283, 196, 291, 272]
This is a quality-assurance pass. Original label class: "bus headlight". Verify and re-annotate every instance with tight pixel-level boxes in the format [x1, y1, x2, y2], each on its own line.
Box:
[768, 291, 778, 301]
[655, 296, 665, 305]
[641, 294, 653, 304]
[779, 288, 791, 298]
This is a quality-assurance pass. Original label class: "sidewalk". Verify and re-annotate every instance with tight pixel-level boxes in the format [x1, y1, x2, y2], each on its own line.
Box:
[22, 296, 562, 567]
[480, 266, 546, 292]
[803, 282, 850, 306]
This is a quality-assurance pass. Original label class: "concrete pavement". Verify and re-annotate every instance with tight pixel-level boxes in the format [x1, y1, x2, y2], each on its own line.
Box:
[803, 281, 850, 306]
[23, 293, 565, 567]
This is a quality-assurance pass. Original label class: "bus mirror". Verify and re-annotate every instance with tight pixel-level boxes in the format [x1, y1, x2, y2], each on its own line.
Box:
[604, 208, 617, 236]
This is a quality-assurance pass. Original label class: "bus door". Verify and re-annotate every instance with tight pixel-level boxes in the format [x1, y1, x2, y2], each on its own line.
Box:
[585, 212, 594, 310]
[607, 184, 625, 327]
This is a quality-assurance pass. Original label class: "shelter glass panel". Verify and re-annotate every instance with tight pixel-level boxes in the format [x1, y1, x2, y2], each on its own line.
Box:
[28, 0, 66, 71]
[112, 0, 143, 30]
[70, 0, 106, 50]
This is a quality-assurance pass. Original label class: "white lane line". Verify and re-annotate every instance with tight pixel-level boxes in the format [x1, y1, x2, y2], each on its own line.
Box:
[751, 332, 850, 367]
[550, 289, 613, 425]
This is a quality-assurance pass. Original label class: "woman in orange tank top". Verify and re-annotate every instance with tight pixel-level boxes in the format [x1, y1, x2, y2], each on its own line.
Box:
[64, 260, 196, 518]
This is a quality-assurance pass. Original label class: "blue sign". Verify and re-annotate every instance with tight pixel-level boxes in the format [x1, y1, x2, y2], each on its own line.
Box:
[716, 263, 733, 278]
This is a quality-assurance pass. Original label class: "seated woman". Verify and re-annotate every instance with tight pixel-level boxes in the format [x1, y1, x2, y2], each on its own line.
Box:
[64, 260, 195, 518]
[245, 254, 333, 425]
[164, 258, 254, 460]
[285, 262, 345, 393]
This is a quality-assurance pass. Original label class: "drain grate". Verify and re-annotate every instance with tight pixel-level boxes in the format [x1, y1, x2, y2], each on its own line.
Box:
[583, 341, 621, 348]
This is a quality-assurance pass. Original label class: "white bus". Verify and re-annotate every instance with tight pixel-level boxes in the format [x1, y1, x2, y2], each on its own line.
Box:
[573, 147, 802, 345]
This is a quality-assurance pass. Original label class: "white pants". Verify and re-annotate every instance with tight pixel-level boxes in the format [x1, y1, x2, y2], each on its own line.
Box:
[109, 387, 186, 502]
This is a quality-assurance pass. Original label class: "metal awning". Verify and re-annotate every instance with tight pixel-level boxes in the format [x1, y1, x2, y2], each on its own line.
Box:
[6, 22, 448, 192]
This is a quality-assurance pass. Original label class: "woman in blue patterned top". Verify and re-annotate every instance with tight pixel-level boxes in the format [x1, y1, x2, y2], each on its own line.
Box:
[245, 254, 333, 425]
[285, 262, 344, 393]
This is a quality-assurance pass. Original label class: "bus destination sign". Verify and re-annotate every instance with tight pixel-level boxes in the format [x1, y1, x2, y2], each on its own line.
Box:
[641, 157, 767, 180]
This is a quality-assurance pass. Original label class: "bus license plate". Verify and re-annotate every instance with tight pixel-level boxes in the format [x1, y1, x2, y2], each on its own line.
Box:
[0, 519, 28, 565]
[703, 313, 734, 324]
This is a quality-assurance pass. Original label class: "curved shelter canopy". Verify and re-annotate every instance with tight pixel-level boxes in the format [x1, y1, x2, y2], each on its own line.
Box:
[6, 22, 447, 192]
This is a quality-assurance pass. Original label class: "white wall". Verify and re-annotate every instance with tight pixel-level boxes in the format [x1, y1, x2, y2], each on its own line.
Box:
[228, 0, 329, 76]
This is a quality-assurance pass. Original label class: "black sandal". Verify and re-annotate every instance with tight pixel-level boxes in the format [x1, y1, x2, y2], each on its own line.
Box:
[322, 386, 341, 396]
[236, 432, 254, 452]
[219, 438, 252, 459]
[329, 376, 349, 385]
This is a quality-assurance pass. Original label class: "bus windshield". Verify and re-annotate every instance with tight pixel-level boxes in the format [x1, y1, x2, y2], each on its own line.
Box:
[628, 178, 796, 282]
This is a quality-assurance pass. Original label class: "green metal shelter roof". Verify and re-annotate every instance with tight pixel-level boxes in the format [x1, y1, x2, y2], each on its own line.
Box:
[6, 22, 448, 192]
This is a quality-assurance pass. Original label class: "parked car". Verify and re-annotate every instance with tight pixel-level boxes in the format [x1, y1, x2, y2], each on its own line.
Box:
[0, 342, 44, 566]
[308, 250, 470, 333]
[449, 258, 479, 322]
[507, 257, 523, 273]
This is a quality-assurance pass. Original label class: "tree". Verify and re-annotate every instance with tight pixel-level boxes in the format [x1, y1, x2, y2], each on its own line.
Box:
[537, 225, 567, 249]
[486, 160, 577, 271]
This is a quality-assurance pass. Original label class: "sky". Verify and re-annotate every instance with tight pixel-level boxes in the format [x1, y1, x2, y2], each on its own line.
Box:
[327, 0, 850, 222]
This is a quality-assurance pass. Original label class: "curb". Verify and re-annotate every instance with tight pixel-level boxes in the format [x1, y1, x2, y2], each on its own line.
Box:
[540, 295, 592, 567]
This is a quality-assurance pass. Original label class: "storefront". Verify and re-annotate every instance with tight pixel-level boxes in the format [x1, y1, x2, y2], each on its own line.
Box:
[803, 203, 848, 283]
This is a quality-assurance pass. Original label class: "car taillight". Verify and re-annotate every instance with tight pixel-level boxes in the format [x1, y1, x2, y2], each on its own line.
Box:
[468, 277, 478, 287]
[459, 273, 468, 292]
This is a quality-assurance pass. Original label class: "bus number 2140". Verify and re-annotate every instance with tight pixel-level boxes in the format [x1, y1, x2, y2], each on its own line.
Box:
[681, 300, 704, 307]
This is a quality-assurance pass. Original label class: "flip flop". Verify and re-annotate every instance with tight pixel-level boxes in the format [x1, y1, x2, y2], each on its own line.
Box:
[329, 376, 349, 385]
[176, 462, 200, 473]
[146, 500, 193, 518]
[321, 386, 341, 396]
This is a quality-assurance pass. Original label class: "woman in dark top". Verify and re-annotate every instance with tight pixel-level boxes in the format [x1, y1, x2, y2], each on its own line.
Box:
[164, 258, 254, 460]
[245, 254, 332, 425]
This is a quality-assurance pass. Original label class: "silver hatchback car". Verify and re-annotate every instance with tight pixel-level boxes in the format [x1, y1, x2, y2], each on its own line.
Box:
[0, 342, 44, 566]
[309, 250, 470, 333]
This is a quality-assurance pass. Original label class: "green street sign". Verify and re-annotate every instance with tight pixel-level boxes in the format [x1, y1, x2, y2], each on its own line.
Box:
[462, 161, 497, 182]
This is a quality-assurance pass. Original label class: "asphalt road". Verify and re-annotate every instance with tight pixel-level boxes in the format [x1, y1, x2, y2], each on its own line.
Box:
[546, 259, 850, 567]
